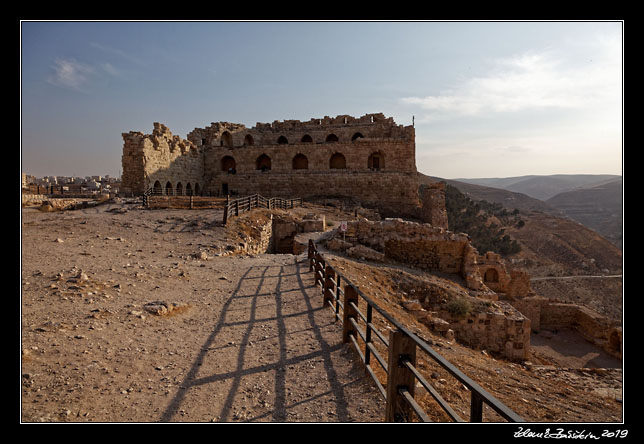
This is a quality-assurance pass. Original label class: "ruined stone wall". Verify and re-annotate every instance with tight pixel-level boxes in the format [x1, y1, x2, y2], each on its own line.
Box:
[420, 181, 449, 229]
[212, 171, 420, 216]
[121, 123, 204, 195]
[121, 113, 422, 216]
[186, 112, 413, 148]
[201, 113, 418, 215]
[477, 251, 534, 299]
[437, 303, 531, 360]
[509, 298, 622, 359]
[342, 218, 486, 291]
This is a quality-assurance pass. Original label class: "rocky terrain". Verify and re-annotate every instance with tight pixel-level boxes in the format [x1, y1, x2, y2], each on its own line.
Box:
[21, 198, 623, 423]
[546, 178, 623, 249]
[21, 201, 384, 422]
[431, 174, 623, 250]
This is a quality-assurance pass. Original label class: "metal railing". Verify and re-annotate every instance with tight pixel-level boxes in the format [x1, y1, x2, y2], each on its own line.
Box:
[223, 194, 303, 224]
[308, 239, 524, 423]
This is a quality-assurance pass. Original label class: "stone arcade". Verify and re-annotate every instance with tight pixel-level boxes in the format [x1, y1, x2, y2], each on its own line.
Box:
[121, 113, 423, 218]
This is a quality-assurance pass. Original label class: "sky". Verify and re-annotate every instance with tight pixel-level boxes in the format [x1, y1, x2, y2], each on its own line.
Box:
[20, 21, 623, 179]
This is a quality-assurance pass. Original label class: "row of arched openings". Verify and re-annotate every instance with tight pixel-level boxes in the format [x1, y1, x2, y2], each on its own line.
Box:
[221, 151, 384, 172]
[216, 131, 365, 147]
[152, 180, 201, 196]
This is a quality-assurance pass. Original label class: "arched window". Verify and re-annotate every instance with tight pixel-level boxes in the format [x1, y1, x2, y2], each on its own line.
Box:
[301, 134, 313, 143]
[326, 133, 339, 143]
[244, 134, 254, 146]
[176, 182, 183, 196]
[292, 153, 308, 170]
[185, 183, 193, 196]
[277, 135, 288, 144]
[351, 132, 364, 141]
[153, 180, 162, 195]
[221, 156, 236, 173]
[368, 151, 385, 170]
[256, 154, 272, 171]
[220, 131, 233, 147]
[329, 152, 346, 169]
[165, 181, 173, 195]
[194, 183, 201, 196]
[484, 268, 499, 283]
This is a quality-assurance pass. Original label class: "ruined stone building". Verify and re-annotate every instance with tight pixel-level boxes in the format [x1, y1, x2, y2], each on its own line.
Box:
[121, 113, 425, 218]
[120, 112, 622, 361]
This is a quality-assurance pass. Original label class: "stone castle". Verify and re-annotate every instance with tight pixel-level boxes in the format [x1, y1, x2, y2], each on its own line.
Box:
[119, 112, 622, 361]
[121, 112, 427, 218]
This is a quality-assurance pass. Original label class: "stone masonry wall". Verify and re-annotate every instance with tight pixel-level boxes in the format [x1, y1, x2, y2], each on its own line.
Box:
[342, 218, 486, 291]
[186, 112, 413, 148]
[420, 181, 448, 229]
[121, 114, 423, 217]
[436, 302, 531, 360]
[509, 297, 622, 359]
[213, 171, 420, 217]
[121, 123, 204, 195]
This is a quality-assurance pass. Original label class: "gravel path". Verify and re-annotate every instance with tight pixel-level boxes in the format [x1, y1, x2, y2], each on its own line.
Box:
[21, 202, 383, 422]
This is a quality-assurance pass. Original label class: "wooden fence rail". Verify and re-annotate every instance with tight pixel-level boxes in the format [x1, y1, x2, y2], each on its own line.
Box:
[222, 194, 303, 224]
[308, 239, 524, 423]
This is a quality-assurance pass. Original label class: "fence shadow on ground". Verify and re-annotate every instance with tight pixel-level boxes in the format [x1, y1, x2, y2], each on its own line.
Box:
[160, 259, 356, 422]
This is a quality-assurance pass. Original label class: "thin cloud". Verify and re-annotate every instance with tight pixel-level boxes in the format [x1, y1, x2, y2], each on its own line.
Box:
[46, 58, 125, 92]
[46, 58, 95, 92]
[401, 44, 620, 118]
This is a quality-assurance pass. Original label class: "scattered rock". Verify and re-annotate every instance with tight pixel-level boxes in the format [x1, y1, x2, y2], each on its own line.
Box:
[194, 251, 209, 261]
[402, 299, 423, 311]
[143, 301, 189, 317]
[347, 245, 385, 262]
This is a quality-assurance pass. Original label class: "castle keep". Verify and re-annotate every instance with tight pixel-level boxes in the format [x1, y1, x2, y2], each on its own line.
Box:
[121, 113, 422, 217]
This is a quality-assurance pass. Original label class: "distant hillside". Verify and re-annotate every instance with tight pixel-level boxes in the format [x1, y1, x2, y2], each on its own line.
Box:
[454, 174, 621, 201]
[418, 173, 562, 216]
[417, 172, 623, 276]
[546, 178, 622, 249]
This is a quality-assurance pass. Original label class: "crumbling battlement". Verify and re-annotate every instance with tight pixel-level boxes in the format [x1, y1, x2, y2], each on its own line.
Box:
[186, 112, 413, 147]
[121, 123, 203, 195]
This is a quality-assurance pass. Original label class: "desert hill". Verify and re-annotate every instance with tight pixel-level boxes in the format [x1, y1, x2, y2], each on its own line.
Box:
[546, 178, 622, 249]
[453, 174, 621, 201]
[418, 173, 563, 216]
[418, 173, 622, 322]
[419, 173, 623, 250]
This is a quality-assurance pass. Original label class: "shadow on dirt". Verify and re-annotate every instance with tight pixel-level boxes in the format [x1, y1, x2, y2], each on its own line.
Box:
[160, 259, 353, 422]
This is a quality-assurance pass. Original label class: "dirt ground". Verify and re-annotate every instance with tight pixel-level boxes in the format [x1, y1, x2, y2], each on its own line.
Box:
[530, 328, 621, 369]
[20, 200, 383, 422]
[20, 199, 623, 423]
[314, 254, 623, 424]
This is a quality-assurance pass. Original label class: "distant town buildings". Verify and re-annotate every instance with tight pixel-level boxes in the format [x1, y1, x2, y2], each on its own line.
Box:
[21, 173, 121, 195]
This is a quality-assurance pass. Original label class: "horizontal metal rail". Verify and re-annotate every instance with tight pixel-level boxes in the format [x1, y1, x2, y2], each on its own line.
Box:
[307, 239, 524, 423]
[222, 194, 303, 224]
